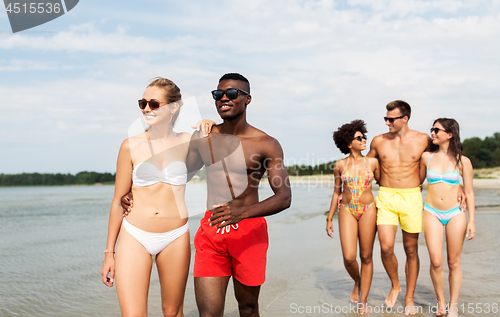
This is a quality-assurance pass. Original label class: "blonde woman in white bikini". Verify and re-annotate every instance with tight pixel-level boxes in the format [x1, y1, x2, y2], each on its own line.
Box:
[100, 77, 212, 317]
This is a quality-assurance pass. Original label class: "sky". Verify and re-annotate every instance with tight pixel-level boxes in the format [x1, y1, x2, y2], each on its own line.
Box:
[1, 0, 499, 174]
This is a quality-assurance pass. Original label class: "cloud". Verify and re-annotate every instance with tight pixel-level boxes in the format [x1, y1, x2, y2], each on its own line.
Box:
[0, 59, 76, 71]
[1, 0, 500, 173]
[0, 23, 210, 54]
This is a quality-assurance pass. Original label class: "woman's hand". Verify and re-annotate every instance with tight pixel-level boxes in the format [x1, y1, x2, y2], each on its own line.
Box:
[465, 221, 476, 241]
[192, 119, 217, 137]
[101, 255, 115, 287]
[326, 221, 334, 238]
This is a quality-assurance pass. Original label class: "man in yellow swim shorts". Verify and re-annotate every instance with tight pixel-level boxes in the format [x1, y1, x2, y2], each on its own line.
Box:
[376, 187, 423, 234]
[367, 100, 464, 316]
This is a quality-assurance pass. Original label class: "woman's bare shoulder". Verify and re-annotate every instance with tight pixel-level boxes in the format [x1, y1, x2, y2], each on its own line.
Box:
[127, 132, 147, 143]
[365, 156, 378, 163]
[460, 155, 473, 168]
[176, 131, 192, 142]
[335, 158, 349, 170]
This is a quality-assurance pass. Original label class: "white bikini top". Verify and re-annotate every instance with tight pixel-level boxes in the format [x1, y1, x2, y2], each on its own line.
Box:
[133, 160, 187, 186]
[132, 131, 188, 187]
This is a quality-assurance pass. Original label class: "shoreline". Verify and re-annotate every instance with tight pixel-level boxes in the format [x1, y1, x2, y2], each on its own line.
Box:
[289, 172, 500, 191]
[287, 174, 500, 190]
[2, 176, 499, 190]
[0, 182, 115, 188]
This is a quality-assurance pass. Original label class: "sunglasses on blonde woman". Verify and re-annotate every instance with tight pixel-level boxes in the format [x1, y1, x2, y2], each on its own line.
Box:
[138, 99, 167, 110]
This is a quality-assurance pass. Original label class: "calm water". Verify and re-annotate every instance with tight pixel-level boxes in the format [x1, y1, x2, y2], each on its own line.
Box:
[1, 184, 499, 316]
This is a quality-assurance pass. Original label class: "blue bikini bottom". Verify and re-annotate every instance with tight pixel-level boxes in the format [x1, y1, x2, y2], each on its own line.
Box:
[424, 202, 463, 226]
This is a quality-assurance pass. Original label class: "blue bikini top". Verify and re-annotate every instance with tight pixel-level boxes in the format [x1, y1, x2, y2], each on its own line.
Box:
[426, 152, 461, 186]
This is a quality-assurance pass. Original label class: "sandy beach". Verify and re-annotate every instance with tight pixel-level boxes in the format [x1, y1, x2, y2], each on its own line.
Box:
[184, 176, 500, 317]
[173, 179, 500, 317]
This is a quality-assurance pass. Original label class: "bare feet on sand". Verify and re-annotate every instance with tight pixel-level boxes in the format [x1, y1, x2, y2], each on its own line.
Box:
[447, 309, 459, 317]
[350, 283, 360, 303]
[404, 297, 418, 316]
[384, 286, 401, 308]
[435, 301, 447, 316]
[358, 301, 370, 315]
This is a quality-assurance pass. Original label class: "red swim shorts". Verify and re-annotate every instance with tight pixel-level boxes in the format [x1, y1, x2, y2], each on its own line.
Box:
[194, 211, 269, 286]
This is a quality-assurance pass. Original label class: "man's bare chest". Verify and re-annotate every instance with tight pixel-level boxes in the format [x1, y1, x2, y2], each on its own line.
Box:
[378, 142, 423, 163]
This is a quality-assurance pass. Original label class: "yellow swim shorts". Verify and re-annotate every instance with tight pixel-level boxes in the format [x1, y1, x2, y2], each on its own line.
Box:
[376, 187, 423, 233]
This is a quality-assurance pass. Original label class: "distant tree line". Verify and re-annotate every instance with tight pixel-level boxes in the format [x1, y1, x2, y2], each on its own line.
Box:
[286, 161, 336, 176]
[462, 132, 500, 168]
[0, 171, 115, 187]
[2, 133, 498, 185]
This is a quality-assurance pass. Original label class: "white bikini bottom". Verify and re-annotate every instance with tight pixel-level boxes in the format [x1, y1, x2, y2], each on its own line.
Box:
[122, 218, 189, 255]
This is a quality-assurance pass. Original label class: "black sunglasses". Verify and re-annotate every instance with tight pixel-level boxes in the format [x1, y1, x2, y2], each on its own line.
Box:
[353, 134, 367, 142]
[211, 88, 249, 101]
[430, 127, 446, 134]
[384, 115, 405, 123]
[138, 99, 166, 110]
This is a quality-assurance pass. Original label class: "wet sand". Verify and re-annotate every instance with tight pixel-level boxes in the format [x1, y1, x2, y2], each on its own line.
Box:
[189, 183, 499, 317]
[260, 208, 500, 317]
[140, 182, 500, 317]
[256, 182, 500, 317]
[170, 207, 499, 317]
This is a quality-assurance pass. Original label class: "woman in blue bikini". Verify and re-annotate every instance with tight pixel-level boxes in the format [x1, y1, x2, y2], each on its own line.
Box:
[326, 120, 379, 315]
[420, 118, 475, 317]
[100, 77, 212, 316]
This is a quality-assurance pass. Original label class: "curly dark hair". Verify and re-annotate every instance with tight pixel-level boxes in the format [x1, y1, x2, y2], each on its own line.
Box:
[333, 120, 368, 154]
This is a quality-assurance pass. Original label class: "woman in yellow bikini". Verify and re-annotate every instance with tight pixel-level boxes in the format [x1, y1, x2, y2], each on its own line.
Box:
[326, 120, 380, 315]
[420, 118, 475, 317]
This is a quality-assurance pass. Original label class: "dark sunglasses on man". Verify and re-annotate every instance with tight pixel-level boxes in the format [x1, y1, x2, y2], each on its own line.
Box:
[383, 115, 405, 123]
[211, 88, 249, 101]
